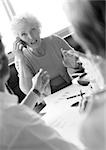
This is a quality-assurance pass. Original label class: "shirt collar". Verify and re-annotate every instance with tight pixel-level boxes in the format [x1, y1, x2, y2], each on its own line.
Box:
[0, 92, 18, 109]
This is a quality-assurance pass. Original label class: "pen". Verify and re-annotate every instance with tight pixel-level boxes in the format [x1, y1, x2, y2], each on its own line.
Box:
[71, 102, 79, 107]
[67, 92, 85, 100]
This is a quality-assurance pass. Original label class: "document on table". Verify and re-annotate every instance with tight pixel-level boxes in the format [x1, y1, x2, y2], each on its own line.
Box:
[40, 84, 91, 149]
[41, 104, 85, 149]
[41, 84, 92, 114]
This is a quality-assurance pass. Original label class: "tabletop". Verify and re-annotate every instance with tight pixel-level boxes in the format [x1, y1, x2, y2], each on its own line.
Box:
[40, 83, 92, 149]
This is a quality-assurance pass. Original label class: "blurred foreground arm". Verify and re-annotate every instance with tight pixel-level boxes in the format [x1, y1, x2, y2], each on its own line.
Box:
[20, 68, 50, 109]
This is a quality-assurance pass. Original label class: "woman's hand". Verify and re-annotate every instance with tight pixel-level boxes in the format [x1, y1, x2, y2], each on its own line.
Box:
[32, 69, 50, 95]
[61, 49, 80, 69]
[43, 82, 51, 97]
[13, 37, 26, 60]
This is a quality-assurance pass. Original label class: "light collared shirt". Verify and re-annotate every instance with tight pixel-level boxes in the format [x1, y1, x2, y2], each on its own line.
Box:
[0, 92, 78, 150]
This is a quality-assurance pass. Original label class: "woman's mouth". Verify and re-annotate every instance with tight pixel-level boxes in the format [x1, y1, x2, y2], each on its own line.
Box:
[31, 40, 38, 45]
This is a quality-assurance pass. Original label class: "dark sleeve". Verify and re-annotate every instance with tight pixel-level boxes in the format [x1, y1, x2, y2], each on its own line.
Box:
[53, 35, 74, 50]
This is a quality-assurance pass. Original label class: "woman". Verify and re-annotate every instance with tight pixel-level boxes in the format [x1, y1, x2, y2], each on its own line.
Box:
[64, 0, 106, 149]
[11, 13, 80, 95]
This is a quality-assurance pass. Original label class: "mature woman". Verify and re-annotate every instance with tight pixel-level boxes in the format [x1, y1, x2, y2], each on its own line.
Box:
[11, 13, 83, 95]
[64, 0, 106, 150]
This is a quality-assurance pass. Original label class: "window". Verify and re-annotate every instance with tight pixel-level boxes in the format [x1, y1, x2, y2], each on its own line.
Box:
[0, 0, 70, 54]
[10, 0, 70, 37]
[0, 0, 14, 54]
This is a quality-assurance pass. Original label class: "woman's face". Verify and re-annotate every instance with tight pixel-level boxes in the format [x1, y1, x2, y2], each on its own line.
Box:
[17, 22, 41, 49]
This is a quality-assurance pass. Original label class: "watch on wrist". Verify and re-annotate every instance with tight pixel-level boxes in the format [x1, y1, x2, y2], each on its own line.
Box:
[33, 89, 41, 97]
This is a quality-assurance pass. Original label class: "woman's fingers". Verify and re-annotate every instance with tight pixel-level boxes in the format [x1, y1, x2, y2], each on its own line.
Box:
[15, 41, 24, 51]
[43, 73, 50, 85]
[35, 68, 43, 79]
[13, 40, 25, 60]
[33, 69, 49, 84]
[40, 71, 50, 84]
[38, 69, 50, 86]
[32, 69, 50, 94]
[13, 38, 25, 53]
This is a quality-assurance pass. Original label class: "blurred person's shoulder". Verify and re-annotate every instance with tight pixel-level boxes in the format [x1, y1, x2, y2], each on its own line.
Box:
[5, 103, 43, 127]
[93, 88, 106, 112]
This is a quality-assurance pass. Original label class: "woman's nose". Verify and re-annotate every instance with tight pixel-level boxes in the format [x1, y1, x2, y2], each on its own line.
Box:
[28, 33, 33, 40]
[77, 61, 82, 65]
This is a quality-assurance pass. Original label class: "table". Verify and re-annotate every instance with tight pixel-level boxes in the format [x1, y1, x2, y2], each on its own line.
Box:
[40, 83, 92, 149]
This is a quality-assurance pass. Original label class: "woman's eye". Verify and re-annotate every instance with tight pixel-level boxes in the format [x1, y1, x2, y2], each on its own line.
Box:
[21, 33, 27, 37]
[32, 28, 36, 31]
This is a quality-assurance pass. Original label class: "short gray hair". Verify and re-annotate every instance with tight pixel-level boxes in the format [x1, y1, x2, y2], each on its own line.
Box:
[11, 13, 41, 37]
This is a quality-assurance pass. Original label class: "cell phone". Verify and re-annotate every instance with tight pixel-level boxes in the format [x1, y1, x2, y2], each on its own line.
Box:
[16, 37, 27, 48]
[19, 39, 27, 48]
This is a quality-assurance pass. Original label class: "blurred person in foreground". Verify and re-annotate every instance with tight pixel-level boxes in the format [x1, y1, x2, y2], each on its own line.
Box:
[11, 13, 84, 96]
[64, 0, 106, 150]
[0, 35, 79, 150]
